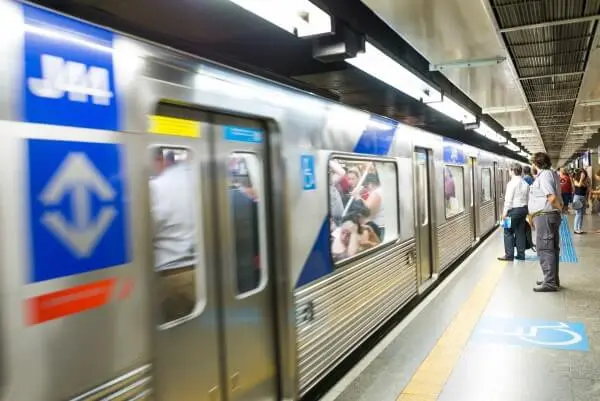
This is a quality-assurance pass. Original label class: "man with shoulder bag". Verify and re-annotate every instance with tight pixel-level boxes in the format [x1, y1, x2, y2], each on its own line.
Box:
[527, 153, 563, 292]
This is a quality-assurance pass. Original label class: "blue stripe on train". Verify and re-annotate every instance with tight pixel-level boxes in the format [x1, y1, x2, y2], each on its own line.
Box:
[524, 215, 578, 263]
[295, 116, 399, 289]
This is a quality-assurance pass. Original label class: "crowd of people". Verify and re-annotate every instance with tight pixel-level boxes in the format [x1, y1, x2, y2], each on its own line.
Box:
[329, 159, 388, 263]
[499, 152, 599, 293]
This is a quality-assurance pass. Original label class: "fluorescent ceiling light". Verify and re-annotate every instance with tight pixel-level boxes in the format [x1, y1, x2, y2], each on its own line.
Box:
[428, 96, 477, 124]
[482, 105, 527, 114]
[346, 42, 442, 103]
[503, 142, 520, 152]
[518, 150, 530, 157]
[572, 121, 600, 127]
[474, 122, 506, 143]
[505, 125, 533, 132]
[228, 0, 332, 37]
[578, 100, 600, 107]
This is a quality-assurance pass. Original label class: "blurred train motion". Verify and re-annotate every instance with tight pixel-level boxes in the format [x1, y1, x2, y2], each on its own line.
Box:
[0, 1, 519, 400]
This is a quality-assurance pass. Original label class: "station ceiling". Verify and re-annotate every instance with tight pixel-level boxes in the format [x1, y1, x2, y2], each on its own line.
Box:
[363, 0, 600, 166]
[32, 0, 577, 162]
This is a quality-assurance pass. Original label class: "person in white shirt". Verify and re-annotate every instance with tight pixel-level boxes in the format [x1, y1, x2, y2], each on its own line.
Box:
[150, 148, 197, 323]
[498, 164, 530, 261]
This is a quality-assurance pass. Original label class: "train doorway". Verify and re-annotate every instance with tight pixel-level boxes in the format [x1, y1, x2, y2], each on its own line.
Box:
[414, 148, 433, 286]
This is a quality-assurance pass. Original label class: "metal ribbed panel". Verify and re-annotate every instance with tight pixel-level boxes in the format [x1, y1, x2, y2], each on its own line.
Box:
[479, 201, 497, 236]
[295, 240, 417, 395]
[70, 365, 152, 401]
[437, 212, 472, 272]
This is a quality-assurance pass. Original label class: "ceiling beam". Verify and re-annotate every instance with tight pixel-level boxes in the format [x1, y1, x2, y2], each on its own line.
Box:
[519, 71, 584, 80]
[528, 98, 577, 105]
[499, 15, 600, 33]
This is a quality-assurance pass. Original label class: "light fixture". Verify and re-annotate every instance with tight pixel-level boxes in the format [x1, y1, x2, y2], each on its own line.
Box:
[505, 125, 534, 132]
[346, 42, 442, 103]
[474, 122, 506, 143]
[577, 100, 600, 107]
[428, 95, 477, 125]
[228, 0, 332, 38]
[503, 142, 520, 152]
[482, 105, 528, 114]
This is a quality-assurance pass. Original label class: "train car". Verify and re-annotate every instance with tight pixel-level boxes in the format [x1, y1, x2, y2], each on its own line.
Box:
[0, 1, 523, 400]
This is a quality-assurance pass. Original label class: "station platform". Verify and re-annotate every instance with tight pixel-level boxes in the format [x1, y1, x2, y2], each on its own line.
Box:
[322, 214, 600, 401]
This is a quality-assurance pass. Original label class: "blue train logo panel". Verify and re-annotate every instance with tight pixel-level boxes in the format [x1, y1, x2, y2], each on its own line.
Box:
[443, 138, 466, 164]
[27, 139, 129, 282]
[22, 4, 119, 131]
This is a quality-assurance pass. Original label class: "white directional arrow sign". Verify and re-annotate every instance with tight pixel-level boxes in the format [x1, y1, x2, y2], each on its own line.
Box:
[39, 152, 117, 257]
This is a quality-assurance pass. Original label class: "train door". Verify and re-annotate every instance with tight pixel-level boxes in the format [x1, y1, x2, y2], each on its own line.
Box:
[148, 103, 277, 401]
[493, 162, 500, 221]
[414, 148, 433, 285]
[469, 157, 478, 241]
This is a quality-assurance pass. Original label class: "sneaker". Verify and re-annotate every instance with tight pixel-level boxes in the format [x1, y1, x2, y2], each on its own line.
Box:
[497, 256, 513, 261]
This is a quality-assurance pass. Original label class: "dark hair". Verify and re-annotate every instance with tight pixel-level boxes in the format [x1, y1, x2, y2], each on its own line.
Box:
[347, 199, 370, 218]
[511, 164, 522, 176]
[523, 166, 532, 175]
[341, 213, 362, 234]
[532, 152, 552, 170]
[363, 173, 380, 187]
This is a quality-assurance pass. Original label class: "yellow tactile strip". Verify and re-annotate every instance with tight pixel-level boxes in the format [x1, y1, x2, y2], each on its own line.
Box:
[396, 262, 506, 401]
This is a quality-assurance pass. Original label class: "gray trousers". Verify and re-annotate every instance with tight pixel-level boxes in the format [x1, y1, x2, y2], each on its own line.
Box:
[534, 212, 561, 288]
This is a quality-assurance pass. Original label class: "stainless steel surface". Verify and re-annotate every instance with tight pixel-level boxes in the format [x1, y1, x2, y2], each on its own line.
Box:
[70, 365, 152, 401]
[469, 157, 479, 242]
[0, 2, 527, 400]
[437, 212, 473, 272]
[213, 114, 277, 401]
[295, 240, 417, 395]
[414, 149, 433, 284]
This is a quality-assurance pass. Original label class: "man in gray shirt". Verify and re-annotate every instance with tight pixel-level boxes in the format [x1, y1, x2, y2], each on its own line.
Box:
[528, 152, 563, 292]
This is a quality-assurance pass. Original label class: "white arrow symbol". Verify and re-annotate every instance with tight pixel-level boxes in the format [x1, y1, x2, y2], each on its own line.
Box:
[39, 152, 118, 258]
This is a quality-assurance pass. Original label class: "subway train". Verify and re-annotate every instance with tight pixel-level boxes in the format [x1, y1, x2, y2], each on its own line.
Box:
[0, 1, 520, 400]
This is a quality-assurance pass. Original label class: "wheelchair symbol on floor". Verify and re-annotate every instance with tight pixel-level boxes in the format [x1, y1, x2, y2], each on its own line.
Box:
[481, 321, 581, 346]
[475, 318, 589, 351]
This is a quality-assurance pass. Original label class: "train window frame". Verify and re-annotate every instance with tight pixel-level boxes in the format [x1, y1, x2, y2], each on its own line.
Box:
[443, 164, 466, 220]
[147, 144, 206, 330]
[327, 153, 401, 268]
[226, 151, 269, 299]
[481, 168, 493, 203]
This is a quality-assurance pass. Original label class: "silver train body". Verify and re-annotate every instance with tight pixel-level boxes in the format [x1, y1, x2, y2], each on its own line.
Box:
[0, 1, 519, 400]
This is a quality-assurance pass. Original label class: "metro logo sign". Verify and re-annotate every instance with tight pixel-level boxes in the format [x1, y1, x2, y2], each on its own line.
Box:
[22, 5, 119, 131]
[28, 54, 114, 105]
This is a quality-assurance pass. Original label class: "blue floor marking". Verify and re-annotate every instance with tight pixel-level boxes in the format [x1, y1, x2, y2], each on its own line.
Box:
[523, 215, 578, 263]
[473, 317, 589, 351]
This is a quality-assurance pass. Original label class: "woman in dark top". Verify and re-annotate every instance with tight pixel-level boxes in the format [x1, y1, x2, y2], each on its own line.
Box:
[573, 169, 589, 234]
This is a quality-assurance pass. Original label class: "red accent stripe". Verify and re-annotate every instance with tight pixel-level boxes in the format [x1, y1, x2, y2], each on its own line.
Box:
[26, 278, 115, 325]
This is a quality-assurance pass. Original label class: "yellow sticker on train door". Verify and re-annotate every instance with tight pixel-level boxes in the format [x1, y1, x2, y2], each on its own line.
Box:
[148, 115, 200, 138]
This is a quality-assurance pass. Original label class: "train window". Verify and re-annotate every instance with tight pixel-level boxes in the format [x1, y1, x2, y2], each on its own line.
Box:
[329, 157, 399, 265]
[481, 168, 492, 202]
[148, 146, 201, 325]
[227, 153, 266, 295]
[444, 165, 465, 219]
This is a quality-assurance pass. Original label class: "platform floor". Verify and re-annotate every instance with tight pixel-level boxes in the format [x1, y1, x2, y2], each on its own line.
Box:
[321, 214, 600, 401]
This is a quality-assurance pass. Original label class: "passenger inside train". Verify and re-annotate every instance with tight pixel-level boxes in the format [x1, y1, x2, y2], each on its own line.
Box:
[329, 158, 398, 264]
[149, 147, 198, 324]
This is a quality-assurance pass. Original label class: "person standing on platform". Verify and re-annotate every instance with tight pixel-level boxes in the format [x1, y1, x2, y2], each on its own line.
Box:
[523, 166, 534, 185]
[498, 164, 530, 261]
[528, 152, 563, 292]
[559, 168, 573, 213]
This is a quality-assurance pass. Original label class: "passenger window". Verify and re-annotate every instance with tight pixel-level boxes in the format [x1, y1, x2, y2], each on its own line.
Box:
[444, 165, 465, 219]
[481, 168, 492, 202]
[328, 157, 399, 265]
[148, 146, 200, 325]
[227, 153, 265, 295]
